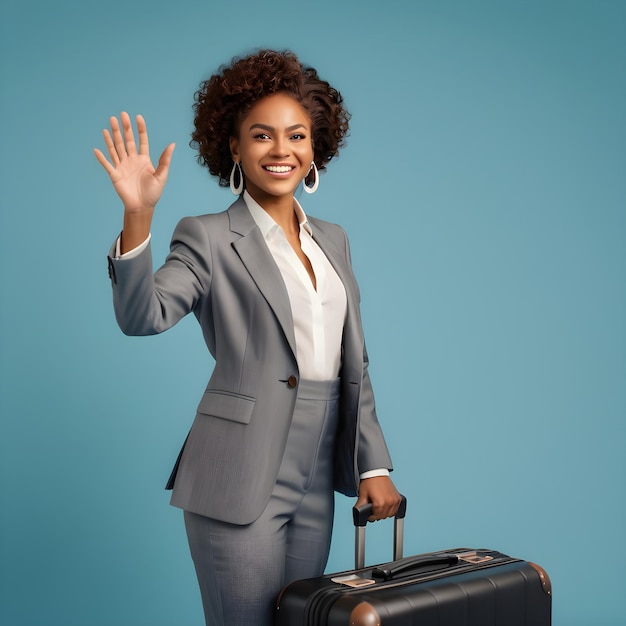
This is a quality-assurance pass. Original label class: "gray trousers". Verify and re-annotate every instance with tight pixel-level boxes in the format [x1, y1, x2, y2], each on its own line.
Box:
[184, 378, 340, 626]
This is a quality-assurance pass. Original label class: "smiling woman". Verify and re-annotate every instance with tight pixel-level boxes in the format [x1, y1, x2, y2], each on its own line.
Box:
[191, 50, 350, 188]
[94, 48, 401, 626]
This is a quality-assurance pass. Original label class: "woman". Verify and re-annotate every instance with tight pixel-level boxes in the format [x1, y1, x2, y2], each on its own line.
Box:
[95, 49, 401, 626]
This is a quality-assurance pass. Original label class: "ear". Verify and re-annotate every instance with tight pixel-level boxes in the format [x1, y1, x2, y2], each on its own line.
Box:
[229, 136, 240, 161]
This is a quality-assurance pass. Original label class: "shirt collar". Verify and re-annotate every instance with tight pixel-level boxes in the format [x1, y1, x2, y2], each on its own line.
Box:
[243, 190, 313, 241]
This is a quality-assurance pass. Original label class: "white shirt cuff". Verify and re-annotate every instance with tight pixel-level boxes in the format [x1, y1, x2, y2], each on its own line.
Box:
[359, 469, 390, 480]
[114, 234, 151, 259]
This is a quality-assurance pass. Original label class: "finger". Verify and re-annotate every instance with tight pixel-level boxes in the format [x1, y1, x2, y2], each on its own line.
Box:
[102, 128, 120, 166]
[370, 502, 386, 521]
[120, 111, 138, 156]
[379, 504, 397, 520]
[93, 148, 115, 176]
[366, 502, 384, 522]
[154, 143, 176, 185]
[110, 115, 127, 161]
[380, 498, 401, 520]
[370, 497, 399, 521]
[136, 114, 150, 156]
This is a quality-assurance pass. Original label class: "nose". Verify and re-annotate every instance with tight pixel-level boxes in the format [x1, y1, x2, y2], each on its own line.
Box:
[270, 137, 289, 157]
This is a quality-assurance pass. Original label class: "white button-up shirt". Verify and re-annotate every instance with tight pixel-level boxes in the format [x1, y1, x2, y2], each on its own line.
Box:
[243, 191, 347, 381]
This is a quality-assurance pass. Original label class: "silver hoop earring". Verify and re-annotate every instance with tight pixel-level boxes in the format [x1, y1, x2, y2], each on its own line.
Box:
[230, 161, 244, 195]
[303, 161, 319, 194]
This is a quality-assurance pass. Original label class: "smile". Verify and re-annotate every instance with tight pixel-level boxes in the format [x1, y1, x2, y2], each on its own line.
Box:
[263, 165, 295, 173]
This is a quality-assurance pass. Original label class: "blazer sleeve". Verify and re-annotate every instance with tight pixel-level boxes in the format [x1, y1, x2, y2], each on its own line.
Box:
[107, 216, 212, 336]
[340, 228, 394, 476]
[356, 340, 394, 474]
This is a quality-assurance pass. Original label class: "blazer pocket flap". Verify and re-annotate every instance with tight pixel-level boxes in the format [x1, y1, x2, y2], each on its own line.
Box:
[196, 390, 255, 425]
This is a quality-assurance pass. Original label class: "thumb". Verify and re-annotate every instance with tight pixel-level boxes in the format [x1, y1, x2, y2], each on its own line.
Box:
[154, 143, 176, 184]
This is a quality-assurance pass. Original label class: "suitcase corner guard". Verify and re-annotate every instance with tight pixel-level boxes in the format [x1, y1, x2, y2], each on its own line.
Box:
[350, 601, 380, 626]
[528, 561, 552, 596]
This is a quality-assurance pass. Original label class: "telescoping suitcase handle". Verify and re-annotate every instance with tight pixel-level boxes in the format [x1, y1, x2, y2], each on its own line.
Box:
[352, 495, 407, 570]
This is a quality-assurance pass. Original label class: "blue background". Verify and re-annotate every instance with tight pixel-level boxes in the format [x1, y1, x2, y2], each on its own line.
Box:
[1, 1, 624, 624]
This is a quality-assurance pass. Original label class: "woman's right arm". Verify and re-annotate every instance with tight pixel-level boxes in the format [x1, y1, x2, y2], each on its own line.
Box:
[97, 111, 204, 336]
[94, 111, 175, 253]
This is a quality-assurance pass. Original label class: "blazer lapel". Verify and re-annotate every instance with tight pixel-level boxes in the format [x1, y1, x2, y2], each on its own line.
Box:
[228, 199, 298, 360]
[311, 230, 354, 296]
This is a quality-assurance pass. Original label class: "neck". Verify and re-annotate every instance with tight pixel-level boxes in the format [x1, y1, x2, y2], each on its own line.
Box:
[247, 190, 299, 236]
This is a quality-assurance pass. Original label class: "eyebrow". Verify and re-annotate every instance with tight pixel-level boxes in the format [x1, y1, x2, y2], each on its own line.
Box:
[248, 123, 308, 133]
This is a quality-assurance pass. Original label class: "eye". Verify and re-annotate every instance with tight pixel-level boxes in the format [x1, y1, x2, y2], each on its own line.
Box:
[290, 133, 306, 140]
[254, 133, 271, 140]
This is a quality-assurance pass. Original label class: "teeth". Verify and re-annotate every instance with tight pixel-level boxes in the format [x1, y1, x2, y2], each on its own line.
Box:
[265, 165, 293, 173]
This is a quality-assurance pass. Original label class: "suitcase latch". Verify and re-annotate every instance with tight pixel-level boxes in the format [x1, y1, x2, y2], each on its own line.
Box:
[456, 551, 494, 564]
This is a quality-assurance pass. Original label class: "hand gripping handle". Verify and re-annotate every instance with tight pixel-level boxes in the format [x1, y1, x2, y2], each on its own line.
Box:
[352, 495, 407, 570]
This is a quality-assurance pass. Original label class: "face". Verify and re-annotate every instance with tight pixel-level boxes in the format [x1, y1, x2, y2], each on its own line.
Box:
[230, 92, 314, 205]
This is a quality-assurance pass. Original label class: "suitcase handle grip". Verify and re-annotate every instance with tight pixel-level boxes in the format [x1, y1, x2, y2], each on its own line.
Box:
[372, 553, 459, 581]
[352, 495, 407, 527]
[353, 495, 407, 569]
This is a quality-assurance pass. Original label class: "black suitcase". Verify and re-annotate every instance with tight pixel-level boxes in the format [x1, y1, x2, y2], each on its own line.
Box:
[275, 497, 552, 625]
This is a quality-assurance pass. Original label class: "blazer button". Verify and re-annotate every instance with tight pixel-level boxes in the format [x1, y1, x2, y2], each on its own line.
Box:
[287, 375, 298, 388]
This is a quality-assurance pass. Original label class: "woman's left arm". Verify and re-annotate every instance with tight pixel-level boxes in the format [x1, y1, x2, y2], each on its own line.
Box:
[337, 226, 402, 521]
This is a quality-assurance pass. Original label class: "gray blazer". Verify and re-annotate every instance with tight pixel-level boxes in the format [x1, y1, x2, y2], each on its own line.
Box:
[107, 198, 393, 525]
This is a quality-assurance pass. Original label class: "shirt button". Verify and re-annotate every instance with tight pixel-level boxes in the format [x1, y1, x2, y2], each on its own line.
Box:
[287, 375, 298, 388]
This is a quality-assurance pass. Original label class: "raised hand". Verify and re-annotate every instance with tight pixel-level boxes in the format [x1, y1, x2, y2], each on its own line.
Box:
[95, 112, 175, 252]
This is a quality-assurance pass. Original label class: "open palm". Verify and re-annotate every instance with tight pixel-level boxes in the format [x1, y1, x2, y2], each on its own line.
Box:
[94, 111, 175, 213]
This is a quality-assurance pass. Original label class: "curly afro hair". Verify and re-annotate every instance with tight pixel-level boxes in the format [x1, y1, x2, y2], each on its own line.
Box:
[191, 49, 351, 186]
